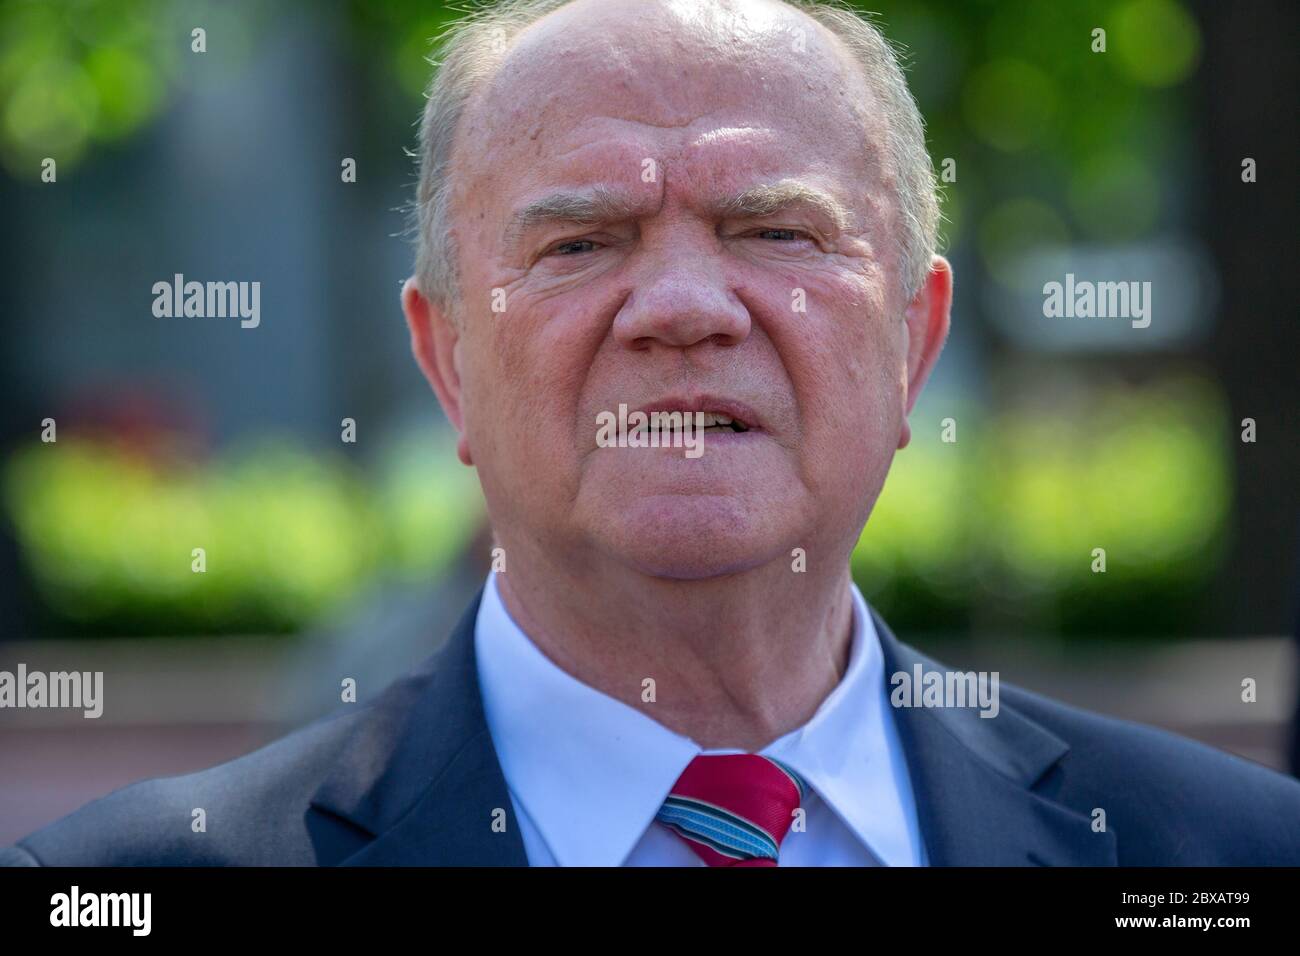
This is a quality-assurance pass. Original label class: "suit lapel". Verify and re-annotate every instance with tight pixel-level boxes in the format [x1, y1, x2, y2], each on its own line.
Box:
[871, 607, 1117, 866]
[310, 586, 528, 866]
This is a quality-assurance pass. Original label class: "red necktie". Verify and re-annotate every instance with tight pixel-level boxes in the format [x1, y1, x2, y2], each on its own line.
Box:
[656, 754, 808, 866]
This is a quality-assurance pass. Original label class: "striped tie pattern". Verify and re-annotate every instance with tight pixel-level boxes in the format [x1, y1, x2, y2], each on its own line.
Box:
[656, 753, 809, 866]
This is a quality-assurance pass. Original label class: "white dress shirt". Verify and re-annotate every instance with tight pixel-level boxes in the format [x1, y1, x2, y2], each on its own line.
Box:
[473, 572, 929, 866]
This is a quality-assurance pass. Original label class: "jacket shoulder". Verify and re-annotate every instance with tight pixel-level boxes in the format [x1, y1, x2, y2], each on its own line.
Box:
[9, 703, 370, 866]
[999, 681, 1300, 864]
[6, 595, 484, 868]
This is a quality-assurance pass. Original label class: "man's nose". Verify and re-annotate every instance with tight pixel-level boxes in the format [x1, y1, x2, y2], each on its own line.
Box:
[612, 253, 751, 351]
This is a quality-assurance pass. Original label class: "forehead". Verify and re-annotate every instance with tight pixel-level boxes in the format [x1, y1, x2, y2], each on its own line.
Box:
[452, 0, 886, 220]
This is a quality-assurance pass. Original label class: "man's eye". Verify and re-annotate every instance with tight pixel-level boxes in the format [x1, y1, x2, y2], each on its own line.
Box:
[753, 228, 808, 242]
[549, 239, 599, 256]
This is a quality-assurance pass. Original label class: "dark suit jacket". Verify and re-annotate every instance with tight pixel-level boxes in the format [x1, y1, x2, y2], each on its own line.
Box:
[5, 589, 1300, 866]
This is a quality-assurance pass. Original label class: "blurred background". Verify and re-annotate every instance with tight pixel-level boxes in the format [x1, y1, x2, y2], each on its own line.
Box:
[1, 0, 1297, 843]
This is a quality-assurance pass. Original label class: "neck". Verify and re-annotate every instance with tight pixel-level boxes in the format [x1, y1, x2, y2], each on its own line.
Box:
[492, 539, 857, 752]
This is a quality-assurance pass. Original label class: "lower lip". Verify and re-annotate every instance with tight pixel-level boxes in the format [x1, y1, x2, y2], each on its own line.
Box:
[632, 426, 763, 448]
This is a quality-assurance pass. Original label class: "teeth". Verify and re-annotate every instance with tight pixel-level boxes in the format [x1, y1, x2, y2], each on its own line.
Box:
[644, 409, 749, 430]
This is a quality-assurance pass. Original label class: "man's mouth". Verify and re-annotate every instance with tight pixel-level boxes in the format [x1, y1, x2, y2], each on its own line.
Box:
[634, 396, 762, 435]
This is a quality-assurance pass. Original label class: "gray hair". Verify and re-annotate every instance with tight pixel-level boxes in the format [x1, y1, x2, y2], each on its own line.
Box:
[411, 0, 940, 320]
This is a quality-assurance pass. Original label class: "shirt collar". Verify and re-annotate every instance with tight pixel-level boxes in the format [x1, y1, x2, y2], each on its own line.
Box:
[758, 583, 925, 867]
[474, 572, 919, 866]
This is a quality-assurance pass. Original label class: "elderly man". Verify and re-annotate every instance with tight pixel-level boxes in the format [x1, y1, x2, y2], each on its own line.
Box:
[6, 0, 1299, 868]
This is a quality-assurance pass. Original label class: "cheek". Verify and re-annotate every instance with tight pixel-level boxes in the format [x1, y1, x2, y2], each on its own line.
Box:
[787, 276, 905, 427]
[462, 296, 602, 481]
[855, 318, 909, 431]
[460, 342, 576, 536]
[781, 278, 907, 495]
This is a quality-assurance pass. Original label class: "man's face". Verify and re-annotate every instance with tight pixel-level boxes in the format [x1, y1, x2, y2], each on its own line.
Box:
[426, 0, 940, 580]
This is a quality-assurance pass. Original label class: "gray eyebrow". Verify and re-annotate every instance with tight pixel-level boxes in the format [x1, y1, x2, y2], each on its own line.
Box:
[717, 181, 852, 231]
[506, 186, 635, 245]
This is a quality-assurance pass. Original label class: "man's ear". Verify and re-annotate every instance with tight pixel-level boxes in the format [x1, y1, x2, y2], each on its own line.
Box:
[897, 255, 953, 450]
[402, 277, 473, 466]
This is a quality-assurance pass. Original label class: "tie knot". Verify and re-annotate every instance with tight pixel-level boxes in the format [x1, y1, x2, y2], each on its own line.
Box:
[656, 754, 809, 866]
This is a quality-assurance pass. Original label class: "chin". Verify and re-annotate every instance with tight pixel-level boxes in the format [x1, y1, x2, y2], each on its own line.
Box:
[592, 493, 790, 581]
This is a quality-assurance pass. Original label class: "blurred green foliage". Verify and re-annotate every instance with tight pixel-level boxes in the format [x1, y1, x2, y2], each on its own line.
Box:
[4, 428, 483, 635]
[0, 0, 266, 178]
[1, 0, 175, 177]
[854, 375, 1231, 636]
[861, 0, 1201, 280]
